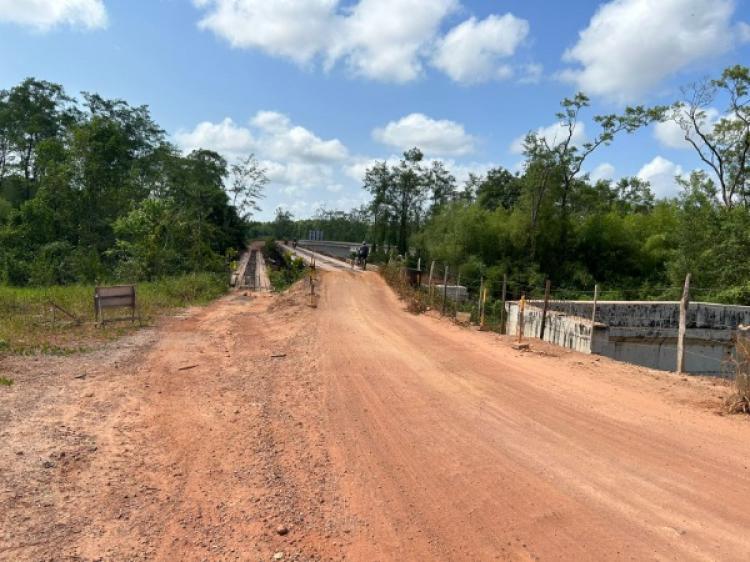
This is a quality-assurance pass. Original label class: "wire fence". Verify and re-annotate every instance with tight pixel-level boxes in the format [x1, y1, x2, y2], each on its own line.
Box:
[382, 260, 750, 391]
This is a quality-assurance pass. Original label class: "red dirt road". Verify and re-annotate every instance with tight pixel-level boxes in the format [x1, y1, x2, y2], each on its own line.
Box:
[3, 270, 750, 561]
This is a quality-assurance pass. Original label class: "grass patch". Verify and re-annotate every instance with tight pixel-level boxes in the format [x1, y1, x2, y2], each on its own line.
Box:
[0, 272, 227, 354]
[262, 240, 308, 292]
[0, 376, 13, 386]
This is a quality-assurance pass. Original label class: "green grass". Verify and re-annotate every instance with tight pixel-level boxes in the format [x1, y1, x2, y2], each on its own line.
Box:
[0, 376, 13, 386]
[0, 272, 228, 354]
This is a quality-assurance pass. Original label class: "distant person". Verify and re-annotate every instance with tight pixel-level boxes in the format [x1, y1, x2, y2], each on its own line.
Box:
[292, 239, 297, 249]
[358, 241, 370, 270]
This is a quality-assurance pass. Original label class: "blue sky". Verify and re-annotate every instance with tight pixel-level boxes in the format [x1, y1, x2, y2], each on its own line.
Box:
[1, 0, 749, 220]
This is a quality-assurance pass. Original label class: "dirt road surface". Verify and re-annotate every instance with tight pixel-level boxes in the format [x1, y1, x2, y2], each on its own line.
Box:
[2, 271, 750, 561]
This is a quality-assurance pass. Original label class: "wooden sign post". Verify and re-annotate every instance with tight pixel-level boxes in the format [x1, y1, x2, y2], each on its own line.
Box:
[94, 285, 138, 326]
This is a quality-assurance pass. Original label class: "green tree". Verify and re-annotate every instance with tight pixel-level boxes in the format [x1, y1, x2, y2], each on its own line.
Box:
[476, 167, 521, 211]
[664, 65, 750, 208]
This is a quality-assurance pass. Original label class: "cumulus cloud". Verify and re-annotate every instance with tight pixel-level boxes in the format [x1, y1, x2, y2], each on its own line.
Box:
[262, 160, 336, 195]
[195, 0, 456, 82]
[195, 1, 532, 83]
[373, 113, 475, 156]
[193, 0, 335, 63]
[561, 0, 744, 101]
[653, 107, 721, 149]
[174, 118, 256, 157]
[176, 111, 347, 163]
[252, 111, 348, 163]
[432, 14, 529, 84]
[637, 156, 684, 198]
[590, 162, 616, 182]
[510, 121, 587, 154]
[0, 0, 107, 30]
[174, 111, 349, 200]
[333, 0, 458, 82]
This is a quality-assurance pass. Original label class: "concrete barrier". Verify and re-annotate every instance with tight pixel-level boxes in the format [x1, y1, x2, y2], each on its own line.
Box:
[506, 300, 745, 375]
[296, 240, 359, 259]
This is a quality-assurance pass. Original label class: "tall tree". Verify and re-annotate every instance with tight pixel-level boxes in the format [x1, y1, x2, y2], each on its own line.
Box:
[426, 160, 457, 215]
[664, 65, 750, 208]
[391, 148, 429, 254]
[476, 167, 521, 211]
[228, 154, 267, 219]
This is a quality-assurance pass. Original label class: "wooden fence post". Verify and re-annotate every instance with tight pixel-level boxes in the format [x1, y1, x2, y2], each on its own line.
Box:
[676, 273, 691, 373]
[539, 279, 551, 340]
[480, 287, 487, 330]
[442, 266, 449, 315]
[455, 272, 461, 315]
[500, 274, 508, 334]
[477, 277, 484, 320]
[428, 261, 436, 300]
[517, 293, 526, 343]
[591, 284, 599, 328]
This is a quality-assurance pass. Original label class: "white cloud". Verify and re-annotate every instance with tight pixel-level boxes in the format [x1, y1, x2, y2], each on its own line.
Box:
[194, 0, 336, 63]
[373, 113, 476, 156]
[510, 121, 587, 154]
[590, 162, 616, 182]
[175, 111, 348, 201]
[333, 0, 458, 82]
[175, 111, 347, 164]
[252, 110, 348, 163]
[174, 118, 256, 157]
[196, 0, 457, 82]
[740, 21, 750, 42]
[343, 157, 378, 184]
[637, 156, 684, 198]
[653, 107, 720, 149]
[518, 63, 543, 85]
[0, 0, 107, 30]
[262, 160, 335, 195]
[561, 0, 744, 101]
[432, 14, 529, 84]
[195, 1, 533, 84]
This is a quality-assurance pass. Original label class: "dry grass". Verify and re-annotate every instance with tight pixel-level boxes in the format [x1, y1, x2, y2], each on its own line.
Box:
[725, 337, 750, 414]
[0, 273, 227, 355]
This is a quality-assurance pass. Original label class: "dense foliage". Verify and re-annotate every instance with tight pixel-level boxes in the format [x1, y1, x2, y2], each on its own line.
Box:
[261, 239, 307, 291]
[405, 66, 750, 302]
[268, 65, 750, 303]
[0, 78, 264, 286]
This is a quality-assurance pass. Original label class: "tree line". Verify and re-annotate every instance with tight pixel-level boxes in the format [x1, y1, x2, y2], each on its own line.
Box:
[271, 65, 750, 303]
[0, 78, 266, 286]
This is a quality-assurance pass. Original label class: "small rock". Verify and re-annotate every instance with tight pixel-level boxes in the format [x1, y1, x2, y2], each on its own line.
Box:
[42, 460, 55, 469]
[276, 525, 289, 536]
[273, 552, 284, 560]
